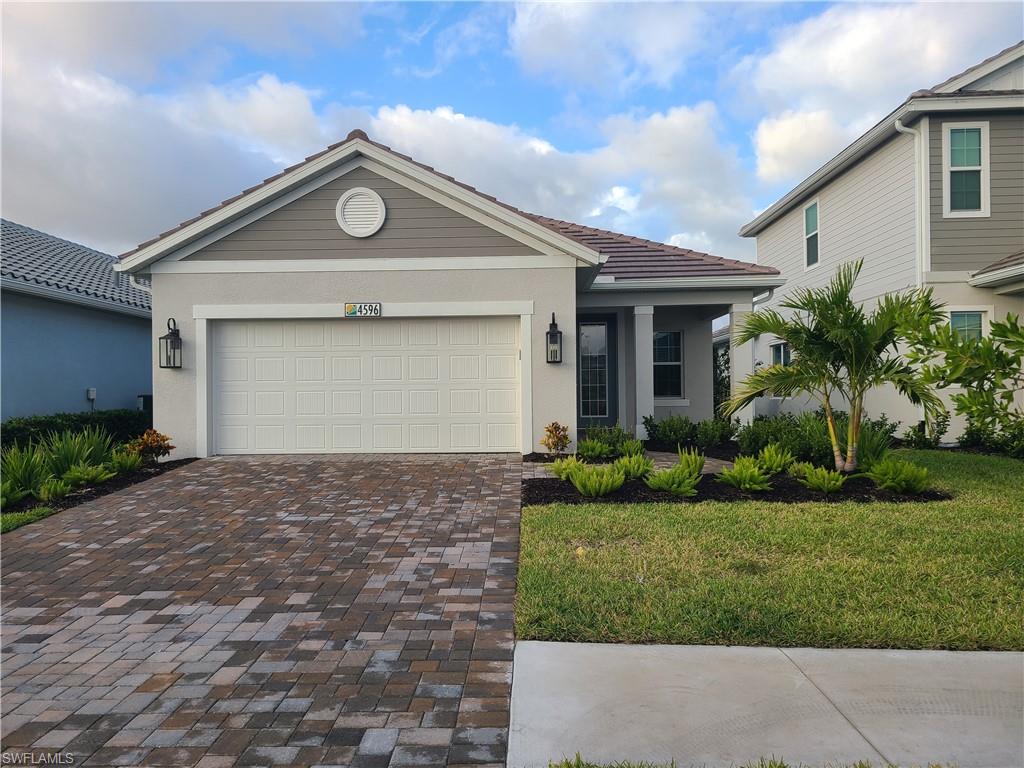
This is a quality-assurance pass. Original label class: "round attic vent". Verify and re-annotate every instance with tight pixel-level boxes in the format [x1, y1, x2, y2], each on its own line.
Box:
[336, 187, 386, 237]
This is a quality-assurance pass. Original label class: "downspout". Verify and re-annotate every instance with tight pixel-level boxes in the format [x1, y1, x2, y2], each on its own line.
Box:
[752, 287, 775, 307]
[894, 119, 925, 288]
[129, 274, 152, 294]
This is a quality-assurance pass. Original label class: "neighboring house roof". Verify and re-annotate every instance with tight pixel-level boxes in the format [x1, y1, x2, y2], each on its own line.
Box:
[741, 42, 1024, 237]
[1, 219, 151, 317]
[712, 325, 731, 346]
[970, 249, 1024, 288]
[119, 130, 779, 285]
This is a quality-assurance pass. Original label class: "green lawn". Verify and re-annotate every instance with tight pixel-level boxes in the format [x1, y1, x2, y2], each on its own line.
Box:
[517, 450, 1024, 650]
[0, 506, 56, 534]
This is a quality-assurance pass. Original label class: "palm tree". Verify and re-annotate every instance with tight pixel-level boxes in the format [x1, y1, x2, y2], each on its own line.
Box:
[722, 260, 946, 472]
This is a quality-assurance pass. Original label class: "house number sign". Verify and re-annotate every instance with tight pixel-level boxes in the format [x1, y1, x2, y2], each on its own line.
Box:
[345, 302, 382, 318]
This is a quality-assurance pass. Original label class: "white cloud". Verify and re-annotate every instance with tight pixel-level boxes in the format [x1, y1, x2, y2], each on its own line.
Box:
[0, 4, 756, 261]
[670, 231, 713, 253]
[508, 2, 708, 90]
[754, 110, 854, 184]
[738, 2, 1023, 186]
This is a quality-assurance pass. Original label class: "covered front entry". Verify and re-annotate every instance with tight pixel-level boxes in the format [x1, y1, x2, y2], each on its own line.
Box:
[210, 316, 521, 453]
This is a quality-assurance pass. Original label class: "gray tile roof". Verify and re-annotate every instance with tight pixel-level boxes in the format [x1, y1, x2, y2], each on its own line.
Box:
[1, 219, 150, 314]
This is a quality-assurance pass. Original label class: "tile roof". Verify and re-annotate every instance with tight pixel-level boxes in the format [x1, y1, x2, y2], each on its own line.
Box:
[974, 249, 1024, 276]
[123, 129, 777, 281]
[1, 219, 151, 313]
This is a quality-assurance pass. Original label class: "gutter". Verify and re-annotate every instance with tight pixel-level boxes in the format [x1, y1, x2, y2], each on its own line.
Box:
[587, 275, 785, 291]
[969, 262, 1024, 287]
[893, 119, 926, 288]
[1, 279, 151, 319]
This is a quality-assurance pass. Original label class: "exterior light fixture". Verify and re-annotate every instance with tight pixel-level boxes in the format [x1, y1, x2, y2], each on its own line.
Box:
[159, 318, 182, 369]
[546, 313, 563, 364]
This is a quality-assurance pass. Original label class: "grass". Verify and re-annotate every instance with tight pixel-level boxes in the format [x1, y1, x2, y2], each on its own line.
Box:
[1, 506, 57, 534]
[517, 450, 1024, 650]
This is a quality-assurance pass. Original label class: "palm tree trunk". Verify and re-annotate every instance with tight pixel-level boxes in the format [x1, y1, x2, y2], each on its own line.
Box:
[844, 396, 862, 472]
[821, 397, 845, 472]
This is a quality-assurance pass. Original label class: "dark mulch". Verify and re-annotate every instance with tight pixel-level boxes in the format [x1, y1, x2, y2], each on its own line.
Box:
[1, 459, 197, 517]
[644, 440, 741, 461]
[523, 472, 951, 506]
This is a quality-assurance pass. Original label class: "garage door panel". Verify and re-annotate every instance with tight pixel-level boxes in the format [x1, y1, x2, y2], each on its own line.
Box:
[213, 317, 519, 453]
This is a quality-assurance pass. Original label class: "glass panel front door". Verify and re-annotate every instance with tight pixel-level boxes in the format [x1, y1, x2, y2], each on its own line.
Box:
[578, 316, 618, 427]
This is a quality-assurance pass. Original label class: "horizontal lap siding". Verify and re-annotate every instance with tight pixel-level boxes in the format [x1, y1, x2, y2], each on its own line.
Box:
[929, 111, 1024, 271]
[756, 131, 917, 306]
[187, 166, 540, 260]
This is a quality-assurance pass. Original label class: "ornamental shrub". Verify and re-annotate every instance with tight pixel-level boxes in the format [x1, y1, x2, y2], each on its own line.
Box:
[37, 478, 72, 503]
[757, 443, 795, 474]
[866, 457, 930, 495]
[125, 430, 175, 465]
[110, 449, 144, 474]
[676, 446, 705, 476]
[63, 463, 116, 489]
[569, 464, 625, 497]
[1, 444, 51, 497]
[645, 465, 701, 497]
[619, 438, 645, 457]
[551, 455, 586, 481]
[797, 466, 847, 495]
[694, 418, 735, 450]
[2, 409, 150, 449]
[648, 415, 697, 447]
[613, 453, 654, 481]
[717, 456, 772, 492]
[582, 424, 632, 456]
[576, 438, 612, 461]
[1, 480, 30, 510]
[540, 422, 570, 454]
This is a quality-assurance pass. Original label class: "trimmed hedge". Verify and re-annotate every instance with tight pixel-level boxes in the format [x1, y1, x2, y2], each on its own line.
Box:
[1, 409, 151, 448]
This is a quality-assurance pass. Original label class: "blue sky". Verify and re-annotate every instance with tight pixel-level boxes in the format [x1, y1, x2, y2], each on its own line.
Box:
[2, 2, 1021, 259]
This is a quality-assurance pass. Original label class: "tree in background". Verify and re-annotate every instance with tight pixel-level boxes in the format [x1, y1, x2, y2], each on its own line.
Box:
[713, 338, 731, 415]
[723, 260, 946, 472]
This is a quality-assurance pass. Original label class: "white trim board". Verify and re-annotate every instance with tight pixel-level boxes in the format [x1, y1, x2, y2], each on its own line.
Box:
[190, 300, 536, 458]
[152, 255, 574, 274]
[941, 121, 991, 219]
[117, 138, 601, 272]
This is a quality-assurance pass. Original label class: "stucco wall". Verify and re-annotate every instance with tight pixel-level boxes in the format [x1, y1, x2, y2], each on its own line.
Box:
[1, 291, 152, 419]
[150, 268, 577, 458]
[616, 307, 715, 429]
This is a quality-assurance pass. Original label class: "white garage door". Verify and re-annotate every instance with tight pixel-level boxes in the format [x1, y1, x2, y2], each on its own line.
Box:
[211, 317, 520, 453]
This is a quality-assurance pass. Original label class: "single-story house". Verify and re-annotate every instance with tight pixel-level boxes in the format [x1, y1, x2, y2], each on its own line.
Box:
[1, 219, 152, 420]
[116, 130, 782, 457]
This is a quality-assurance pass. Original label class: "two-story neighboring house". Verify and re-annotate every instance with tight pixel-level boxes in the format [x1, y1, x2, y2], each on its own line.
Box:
[739, 42, 1024, 438]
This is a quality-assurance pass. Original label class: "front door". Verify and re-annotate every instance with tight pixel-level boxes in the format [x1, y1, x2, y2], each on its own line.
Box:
[577, 315, 618, 428]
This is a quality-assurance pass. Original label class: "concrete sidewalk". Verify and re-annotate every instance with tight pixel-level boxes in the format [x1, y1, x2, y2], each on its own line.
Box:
[508, 641, 1024, 768]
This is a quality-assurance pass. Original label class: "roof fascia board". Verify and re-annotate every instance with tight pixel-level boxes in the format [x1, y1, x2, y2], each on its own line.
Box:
[935, 46, 1024, 93]
[1, 280, 151, 318]
[118, 138, 599, 272]
[740, 92, 1024, 237]
[969, 263, 1024, 287]
[586, 276, 785, 291]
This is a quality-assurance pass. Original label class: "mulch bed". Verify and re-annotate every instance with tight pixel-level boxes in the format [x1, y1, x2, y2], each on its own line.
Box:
[523, 472, 951, 506]
[1, 458, 197, 517]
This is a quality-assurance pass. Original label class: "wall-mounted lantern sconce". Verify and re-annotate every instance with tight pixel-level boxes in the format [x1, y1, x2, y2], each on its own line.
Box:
[159, 318, 182, 369]
[546, 313, 563, 364]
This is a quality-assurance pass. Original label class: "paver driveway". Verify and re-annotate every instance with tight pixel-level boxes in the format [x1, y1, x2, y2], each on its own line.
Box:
[1, 454, 521, 768]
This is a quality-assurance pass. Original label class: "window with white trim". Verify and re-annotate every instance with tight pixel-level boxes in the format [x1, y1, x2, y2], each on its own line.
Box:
[942, 122, 990, 218]
[653, 331, 684, 398]
[803, 201, 819, 268]
[771, 341, 792, 366]
[950, 311, 983, 342]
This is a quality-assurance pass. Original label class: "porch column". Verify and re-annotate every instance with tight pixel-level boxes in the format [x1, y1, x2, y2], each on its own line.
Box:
[730, 302, 755, 424]
[634, 305, 654, 438]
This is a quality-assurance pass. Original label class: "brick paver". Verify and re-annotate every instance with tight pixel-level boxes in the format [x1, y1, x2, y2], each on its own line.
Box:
[1, 454, 520, 768]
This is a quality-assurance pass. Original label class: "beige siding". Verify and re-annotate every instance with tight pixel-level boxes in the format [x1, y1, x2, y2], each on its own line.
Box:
[187, 166, 540, 261]
[929, 111, 1024, 272]
[753, 132, 918, 420]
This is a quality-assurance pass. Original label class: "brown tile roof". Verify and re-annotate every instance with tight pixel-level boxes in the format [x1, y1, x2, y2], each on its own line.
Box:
[974, 249, 1024, 276]
[122, 129, 777, 281]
